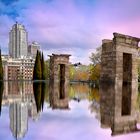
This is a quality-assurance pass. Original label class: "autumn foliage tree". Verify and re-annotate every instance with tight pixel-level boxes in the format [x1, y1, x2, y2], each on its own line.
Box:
[89, 64, 101, 81]
[70, 65, 89, 81]
[89, 47, 101, 87]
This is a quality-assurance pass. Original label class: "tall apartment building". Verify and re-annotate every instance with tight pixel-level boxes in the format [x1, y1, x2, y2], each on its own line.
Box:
[9, 22, 28, 58]
[28, 41, 40, 58]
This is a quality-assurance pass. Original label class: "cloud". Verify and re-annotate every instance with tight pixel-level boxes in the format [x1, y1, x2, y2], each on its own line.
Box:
[0, 0, 100, 63]
[0, 14, 14, 53]
[0, 0, 19, 5]
[1, 0, 140, 63]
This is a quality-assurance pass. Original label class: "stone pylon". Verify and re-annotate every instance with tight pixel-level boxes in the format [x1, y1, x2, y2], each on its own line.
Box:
[100, 33, 140, 135]
[49, 54, 71, 109]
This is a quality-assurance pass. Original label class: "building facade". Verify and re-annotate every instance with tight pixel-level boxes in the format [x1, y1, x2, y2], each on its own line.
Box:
[9, 22, 28, 58]
[28, 41, 40, 58]
[2, 56, 35, 80]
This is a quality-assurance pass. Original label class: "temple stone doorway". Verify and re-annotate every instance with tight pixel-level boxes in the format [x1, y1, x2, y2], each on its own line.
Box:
[100, 33, 140, 135]
[49, 54, 71, 109]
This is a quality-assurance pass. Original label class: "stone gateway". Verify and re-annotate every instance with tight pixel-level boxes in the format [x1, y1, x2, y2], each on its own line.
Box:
[100, 33, 140, 135]
[49, 54, 71, 109]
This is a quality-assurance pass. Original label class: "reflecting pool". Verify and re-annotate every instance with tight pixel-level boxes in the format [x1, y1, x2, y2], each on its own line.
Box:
[0, 81, 140, 140]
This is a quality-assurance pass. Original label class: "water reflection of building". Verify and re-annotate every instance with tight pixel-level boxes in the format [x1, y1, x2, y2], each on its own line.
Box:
[10, 102, 28, 139]
[2, 81, 43, 120]
[7, 81, 40, 139]
[28, 102, 40, 121]
[3, 81, 33, 103]
[1, 80, 44, 119]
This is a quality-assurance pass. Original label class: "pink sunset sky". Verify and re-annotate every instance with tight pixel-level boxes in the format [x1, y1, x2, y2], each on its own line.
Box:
[0, 0, 140, 64]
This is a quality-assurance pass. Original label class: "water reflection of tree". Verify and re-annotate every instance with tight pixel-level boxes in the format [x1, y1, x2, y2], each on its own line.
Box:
[88, 87, 99, 102]
[69, 83, 89, 99]
[41, 82, 46, 111]
[45, 82, 49, 102]
[88, 87, 100, 120]
[69, 83, 99, 102]
[0, 81, 4, 115]
[89, 100, 100, 120]
[33, 82, 47, 112]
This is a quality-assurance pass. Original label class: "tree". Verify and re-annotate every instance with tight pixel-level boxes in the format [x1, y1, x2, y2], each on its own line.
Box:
[45, 60, 49, 80]
[70, 65, 89, 81]
[69, 65, 76, 81]
[41, 52, 46, 80]
[33, 50, 42, 80]
[0, 50, 3, 80]
[89, 47, 102, 86]
[89, 64, 101, 81]
[90, 47, 102, 65]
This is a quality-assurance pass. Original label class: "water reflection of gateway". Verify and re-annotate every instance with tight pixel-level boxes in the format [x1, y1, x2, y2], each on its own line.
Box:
[9, 102, 28, 139]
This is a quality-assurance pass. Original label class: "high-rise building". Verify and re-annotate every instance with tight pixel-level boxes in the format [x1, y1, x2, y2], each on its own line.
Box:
[28, 41, 40, 58]
[9, 22, 28, 58]
[9, 101, 28, 139]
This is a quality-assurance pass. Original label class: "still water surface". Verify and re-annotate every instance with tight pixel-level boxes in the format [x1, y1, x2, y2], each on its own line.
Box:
[0, 81, 140, 140]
